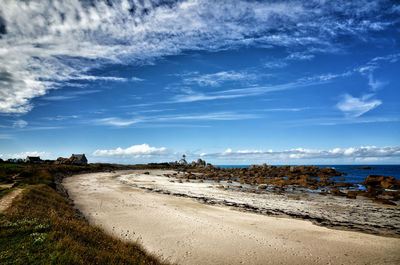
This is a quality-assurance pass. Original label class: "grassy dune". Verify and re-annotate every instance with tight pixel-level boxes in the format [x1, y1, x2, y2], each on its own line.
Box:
[0, 163, 168, 265]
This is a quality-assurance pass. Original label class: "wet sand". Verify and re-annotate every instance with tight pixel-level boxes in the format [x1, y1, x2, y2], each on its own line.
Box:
[63, 170, 400, 265]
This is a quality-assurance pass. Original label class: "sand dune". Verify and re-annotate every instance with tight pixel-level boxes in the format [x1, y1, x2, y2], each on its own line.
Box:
[63, 170, 400, 265]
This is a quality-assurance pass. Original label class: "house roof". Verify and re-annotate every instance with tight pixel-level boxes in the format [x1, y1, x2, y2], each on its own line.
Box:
[26, 156, 41, 161]
[71, 154, 87, 160]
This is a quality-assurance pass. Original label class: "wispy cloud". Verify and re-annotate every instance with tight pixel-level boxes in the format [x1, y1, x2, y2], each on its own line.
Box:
[94, 117, 142, 127]
[0, 134, 13, 140]
[181, 71, 259, 87]
[171, 71, 349, 103]
[44, 115, 79, 121]
[42, 89, 101, 101]
[263, 61, 288, 69]
[318, 117, 399, 126]
[13, 119, 28, 128]
[94, 112, 259, 127]
[357, 52, 400, 88]
[283, 116, 399, 127]
[285, 52, 315, 61]
[263, 51, 315, 69]
[367, 73, 388, 92]
[262, 107, 309, 112]
[131, 77, 145, 82]
[0, 0, 396, 113]
[70, 75, 128, 82]
[336, 94, 381, 117]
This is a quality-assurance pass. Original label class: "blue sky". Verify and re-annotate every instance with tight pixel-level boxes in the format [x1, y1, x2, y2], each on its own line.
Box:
[0, 0, 399, 164]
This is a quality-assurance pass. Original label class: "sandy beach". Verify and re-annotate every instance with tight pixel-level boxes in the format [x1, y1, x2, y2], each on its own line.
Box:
[63, 170, 400, 265]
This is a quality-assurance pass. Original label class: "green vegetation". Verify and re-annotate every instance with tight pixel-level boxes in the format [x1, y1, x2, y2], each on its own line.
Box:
[0, 163, 168, 265]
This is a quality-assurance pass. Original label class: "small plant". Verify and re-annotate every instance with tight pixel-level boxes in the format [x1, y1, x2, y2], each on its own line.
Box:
[30, 232, 47, 244]
[33, 223, 49, 232]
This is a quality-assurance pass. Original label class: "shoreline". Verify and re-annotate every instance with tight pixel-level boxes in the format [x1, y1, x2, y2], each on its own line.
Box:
[63, 170, 400, 265]
[116, 170, 400, 238]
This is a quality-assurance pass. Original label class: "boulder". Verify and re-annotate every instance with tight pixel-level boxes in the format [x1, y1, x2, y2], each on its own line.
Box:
[363, 175, 398, 190]
[330, 188, 346, 196]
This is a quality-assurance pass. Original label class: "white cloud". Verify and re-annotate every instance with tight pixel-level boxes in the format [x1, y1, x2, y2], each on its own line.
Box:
[336, 94, 381, 117]
[13, 119, 28, 128]
[92, 144, 167, 158]
[0, 0, 396, 113]
[0, 151, 51, 159]
[202, 146, 400, 161]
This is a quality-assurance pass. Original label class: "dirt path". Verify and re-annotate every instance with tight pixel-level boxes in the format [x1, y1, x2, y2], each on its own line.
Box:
[0, 188, 22, 212]
[63, 171, 400, 265]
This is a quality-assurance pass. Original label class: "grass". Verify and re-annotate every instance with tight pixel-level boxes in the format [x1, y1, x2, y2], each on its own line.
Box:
[0, 163, 168, 265]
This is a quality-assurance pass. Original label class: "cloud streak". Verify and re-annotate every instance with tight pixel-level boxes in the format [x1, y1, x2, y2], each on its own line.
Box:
[171, 71, 350, 103]
[0, 0, 397, 113]
[94, 112, 259, 127]
[181, 71, 259, 87]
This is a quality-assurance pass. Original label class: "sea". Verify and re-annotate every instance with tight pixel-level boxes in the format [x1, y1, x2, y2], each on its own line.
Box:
[217, 165, 400, 187]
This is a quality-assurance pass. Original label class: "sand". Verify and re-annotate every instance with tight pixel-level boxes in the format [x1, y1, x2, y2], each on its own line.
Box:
[117, 170, 400, 237]
[63, 170, 400, 265]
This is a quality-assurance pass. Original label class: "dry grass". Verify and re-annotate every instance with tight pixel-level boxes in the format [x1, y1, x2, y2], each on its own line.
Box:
[0, 184, 166, 265]
[0, 163, 169, 265]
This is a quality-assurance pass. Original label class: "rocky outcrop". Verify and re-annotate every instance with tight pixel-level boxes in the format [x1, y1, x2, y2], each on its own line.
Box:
[363, 175, 399, 190]
[166, 166, 399, 206]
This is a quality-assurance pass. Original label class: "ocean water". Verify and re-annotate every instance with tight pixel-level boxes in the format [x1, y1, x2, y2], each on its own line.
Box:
[217, 165, 400, 185]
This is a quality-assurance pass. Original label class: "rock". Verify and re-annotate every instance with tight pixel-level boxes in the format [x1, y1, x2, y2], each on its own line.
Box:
[330, 188, 346, 196]
[363, 175, 398, 190]
[346, 190, 358, 199]
[372, 198, 396, 206]
[355, 166, 374, 170]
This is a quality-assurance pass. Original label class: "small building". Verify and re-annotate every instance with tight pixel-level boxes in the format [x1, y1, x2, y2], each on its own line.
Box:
[25, 156, 42, 163]
[70, 154, 88, 165]
[178, 154, 187, 165]
[55, 157, 69, 165]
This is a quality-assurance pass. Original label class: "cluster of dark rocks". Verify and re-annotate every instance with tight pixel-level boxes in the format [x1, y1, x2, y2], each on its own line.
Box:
[165, 164, 400, 205]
